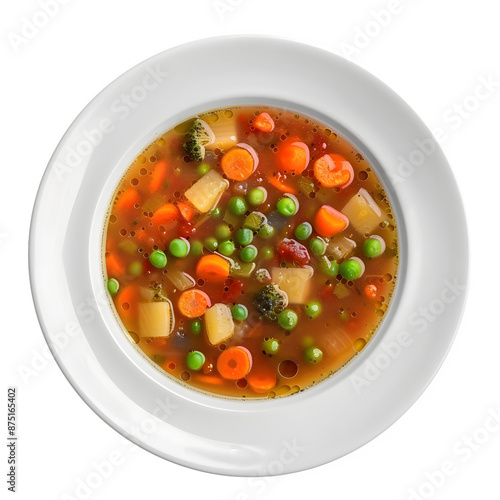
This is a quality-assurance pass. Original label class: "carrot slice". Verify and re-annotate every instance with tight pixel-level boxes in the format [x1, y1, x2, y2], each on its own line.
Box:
[115, 188, 140, 213]
[151, 203, 179, 226]
[313, 154, 354, 188]
[149, 160, 168, 193]
[314, 205, 349, 237]
[195, 374, 225, 386]
[220, 145, 257, 181]
[217, 346, 252, 380]
[247, 364, 276, 393]
[105, 253, 123, 277]
[196, 255, 230, 283]
[253, 112, 275, 132]
[275, 137, 310, 174]
[116, 286, 138, 322]
[177, 201, 196, 221]
[268, 172, 297, 194]
[178, 289, 211, 318]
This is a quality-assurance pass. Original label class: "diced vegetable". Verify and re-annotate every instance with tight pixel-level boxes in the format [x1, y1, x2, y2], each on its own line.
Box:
[341, 188, 385, 234]
[183, 118, 215, 161]
[268, 172, 297, 194]
[118, 239, 138, 255]
[271, 266, 313, 304]
[149, 160, 168, 193]
[254, 285, 288, 321]
[217, 346, 252, 380]
[205, 303, 235, 345]
[138, 301, 174, 338]
[178, 289, 211, 318]
[247, 367, 276, 393]
[326, 235, 357, 260]
[151, 203, 179, 226]
[314, 205, 349, 237]
[177, 201, 196, 221]
[333, 283, 351, 299]
[185, 170, 229, 213]
[253, 112, 275, 132]
[277, 238, 310, 266]
[275, 137, 310, 174]
[266, 211, 288, 233]
[244, 211, 267, 231]
[166, 269, 195, 291]
[365, 284, 378, 299]
[115, 188, 141, 213]
[221, 144, 258, 181]
[313, 154, 353, 189]
[231, 260, 256, 278]
[205, 117, 238, 152]
[196, 254, 230, 282]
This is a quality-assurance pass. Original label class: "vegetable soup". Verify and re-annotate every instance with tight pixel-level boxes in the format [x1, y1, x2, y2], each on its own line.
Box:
[103, 106, 399, 399]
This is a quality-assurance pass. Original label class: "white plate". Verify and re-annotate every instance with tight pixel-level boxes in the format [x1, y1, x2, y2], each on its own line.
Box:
[29, 36, 468, 476]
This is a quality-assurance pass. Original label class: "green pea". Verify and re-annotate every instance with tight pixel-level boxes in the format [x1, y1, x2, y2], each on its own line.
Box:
[215, 223, 232, 241]
[236, 228, 253, 246]
[310, 237, 326, 256]
[186, 351, 205, 371]
[305, 301, 322, 319]
[204, 237, 218, 251]
[211, 207, 222, 218]
[262, 338, 280, 355]
[304, 346, 323, 364]
[240, 245, 257, 262]
[319, 257, 339, 276]
[339, 258, 363, 280]
[190, 320, 202, 334]
[197, 163, 211, 177]
[231, 304, 248, 321]
[107, 278, 119, 295]
[261, 246, 274, 260]
[278, 309, 298, 330]
[364, 237, 383, 258]
[169, 238, 189, 258]
[219, 240, 235, 256]
[258, 224, 275, 239]
[190, 240, 203, 256]
[149, 250, 167, 268]
[129, 261, 143, 276]
[295, 222, 312, 240]
[228, 196, 248, 215]
[247, 187, 266, 206]
[276, 197, 296, 216]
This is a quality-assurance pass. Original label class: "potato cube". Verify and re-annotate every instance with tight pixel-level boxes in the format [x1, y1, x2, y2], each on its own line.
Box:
[205, 303, 234, 345]
[341, 188, 385, 235]
[138, 302, 174, 338]
[326, 235, 357, 260]
[271, 267, 313, 304]
[184, 170, 229, 213]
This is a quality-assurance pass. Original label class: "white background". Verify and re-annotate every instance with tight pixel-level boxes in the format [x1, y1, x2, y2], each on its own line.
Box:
[2, 0, 499, 499]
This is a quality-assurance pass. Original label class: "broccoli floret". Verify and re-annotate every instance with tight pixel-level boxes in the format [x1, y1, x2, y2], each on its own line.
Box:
[253, 285, 288, 321]
[183, 118, 214, 161]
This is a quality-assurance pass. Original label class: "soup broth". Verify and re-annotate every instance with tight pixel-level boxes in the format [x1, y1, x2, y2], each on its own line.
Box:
[103, 106, 398, 399]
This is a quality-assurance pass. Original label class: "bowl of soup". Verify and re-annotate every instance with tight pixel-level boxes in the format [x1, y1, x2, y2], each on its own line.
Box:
[30, 36, 468, 475]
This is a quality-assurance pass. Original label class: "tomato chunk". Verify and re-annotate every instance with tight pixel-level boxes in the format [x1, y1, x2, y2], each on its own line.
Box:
[277, 238, 310, 266]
